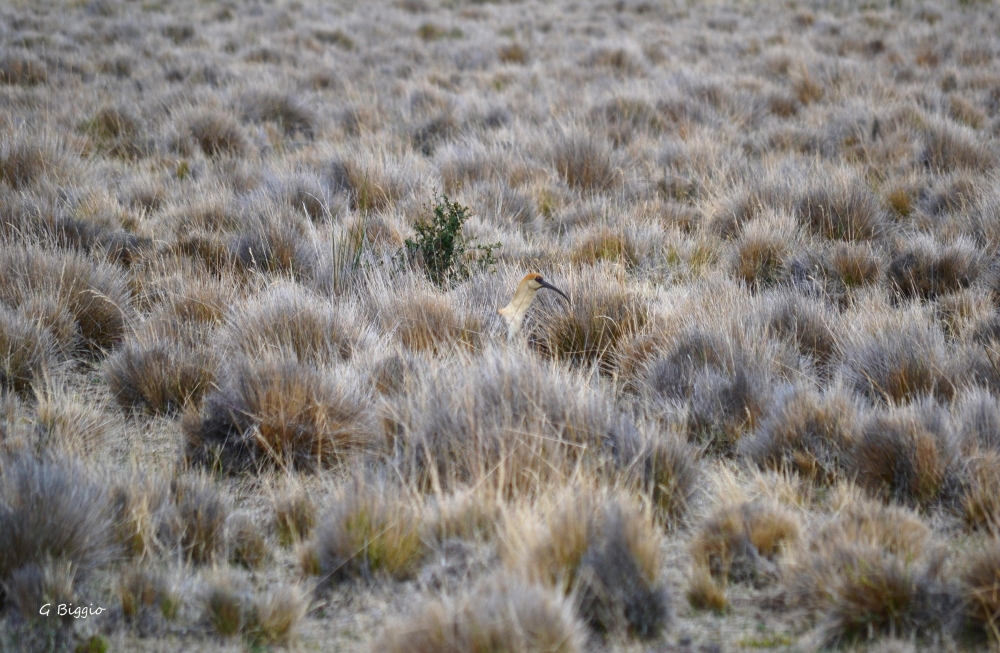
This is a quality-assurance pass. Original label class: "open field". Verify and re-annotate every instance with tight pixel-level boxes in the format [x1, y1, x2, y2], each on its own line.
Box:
[4, 0, 1000, 651]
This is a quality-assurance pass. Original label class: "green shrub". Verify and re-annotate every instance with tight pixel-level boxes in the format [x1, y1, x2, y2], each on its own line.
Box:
[402, 194, 499, 287]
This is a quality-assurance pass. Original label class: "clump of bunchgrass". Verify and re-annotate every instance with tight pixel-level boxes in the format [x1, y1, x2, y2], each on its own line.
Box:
[240, 91, 316, 138]
[0, 305, 60, 397]
[795, 179, 886, 241]
[645, 330, 770, 454]
[830, 242, 881, 289]
[505, 493, 670, 640]
[245, 583, 309, 647]
[200, 571, 251, 637]
[273, 485, 317, 547]
[184, 357, 379, 473]
[0, 455, 115, 600]
[118, 566, 182, 623]
[189, 112, 248, 158]
[690, 500, 799, 588]
[733, 215, 794, 289]
[228, 512, 271, 570]
[105, 319, 216, 416]
[383, 290, 482, 354]
[389, 351, 637, 496]
[847, 399, 957, 509]
[962, 540, 1000, 645]
[842, 322, 955, 405]
[788, 490, 957, 647]
[741, 385, 858, 485]
[532, 270, 647, 374]
[308, 480, 424, 585]
[0, 246, 132, 355]
[551, 136, 619, 192]
[221, 285, 367, 365]
[887, 237, 983, 300]
[765, 295, 838, 366]
[621, 432, 700, 526]
[171, 474, 228, 565]
[378, 576, 585, 653]
[32, 383, 111, 455]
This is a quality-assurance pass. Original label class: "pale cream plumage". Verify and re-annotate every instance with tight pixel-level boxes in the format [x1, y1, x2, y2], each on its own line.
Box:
[498, 273, 570, 341]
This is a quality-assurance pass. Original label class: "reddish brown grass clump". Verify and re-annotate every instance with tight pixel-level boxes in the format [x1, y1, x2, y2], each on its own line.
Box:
[742, 386, 858, 484]
[691, 500, 799, 588]
[105, 319, 216, 416]
[184, 358, 379, 473]
[847, 400, 956, 509]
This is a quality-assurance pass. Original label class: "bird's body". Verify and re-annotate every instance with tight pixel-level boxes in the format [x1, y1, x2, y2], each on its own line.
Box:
[499, 273, 570, 341]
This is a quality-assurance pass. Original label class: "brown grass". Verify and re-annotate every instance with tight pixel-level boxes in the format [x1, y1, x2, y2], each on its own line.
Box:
[189, 113, 249, 159]
[504, 493, 669, 639]
[830, 242, 882, 289]
[228, 512, 271, 570]
[690, 500, 799, 587]
[733, 215, 794, 289]
[378, 576, 585, 653]
[184, 357, 379, 472]
[843, 322, 955, 405]
[963, 541, 1000, 644]
[552, 136, 619, 192]
[795, 180, 886, 241]
[624, 433, 700, 525]
[0, 246, 132, 355]
[0, 456, 115, 595]
[273, 484, 317, 547]
[384, 291, 482, 354]
[742, 386, 858, 484]
[0, 306, 60, 397]
[787, 490, 938, 633]
[388, 351, 636, 496]
[887, 237, 983, 300]
[532, 271, 648, 373]
[310, 480, 424, 584]
[105, 319, 216, 416]
[848, 400, 956, 508]
[246, 583, 309, 646]
[118, 566, 182, 623]
[171, 474, 228, 565]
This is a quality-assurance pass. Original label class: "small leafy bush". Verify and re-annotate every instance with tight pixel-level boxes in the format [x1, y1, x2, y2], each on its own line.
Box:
[402, 194, 499, 287]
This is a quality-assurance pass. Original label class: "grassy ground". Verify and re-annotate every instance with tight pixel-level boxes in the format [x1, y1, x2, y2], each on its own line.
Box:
[3, 0, 1000, 651]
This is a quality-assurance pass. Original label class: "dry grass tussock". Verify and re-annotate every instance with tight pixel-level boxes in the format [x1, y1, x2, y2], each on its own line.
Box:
[379, 576, 585, 653]
[5, 0, 1000, 649]
[786, 488, 961, 646]
[502, 491, 670, 640]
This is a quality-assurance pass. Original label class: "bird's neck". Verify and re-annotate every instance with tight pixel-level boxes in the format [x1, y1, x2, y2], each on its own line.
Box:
[499, 283, 538, 339]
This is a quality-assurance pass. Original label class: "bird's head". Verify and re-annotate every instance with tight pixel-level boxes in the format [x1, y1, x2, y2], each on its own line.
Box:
[521, 273, 570, 302]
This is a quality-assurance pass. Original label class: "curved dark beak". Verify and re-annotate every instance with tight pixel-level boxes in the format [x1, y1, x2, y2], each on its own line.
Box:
[539, 279, 570, 303]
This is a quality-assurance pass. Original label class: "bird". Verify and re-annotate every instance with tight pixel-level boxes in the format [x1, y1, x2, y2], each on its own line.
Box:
[498, 273, 570, 341]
